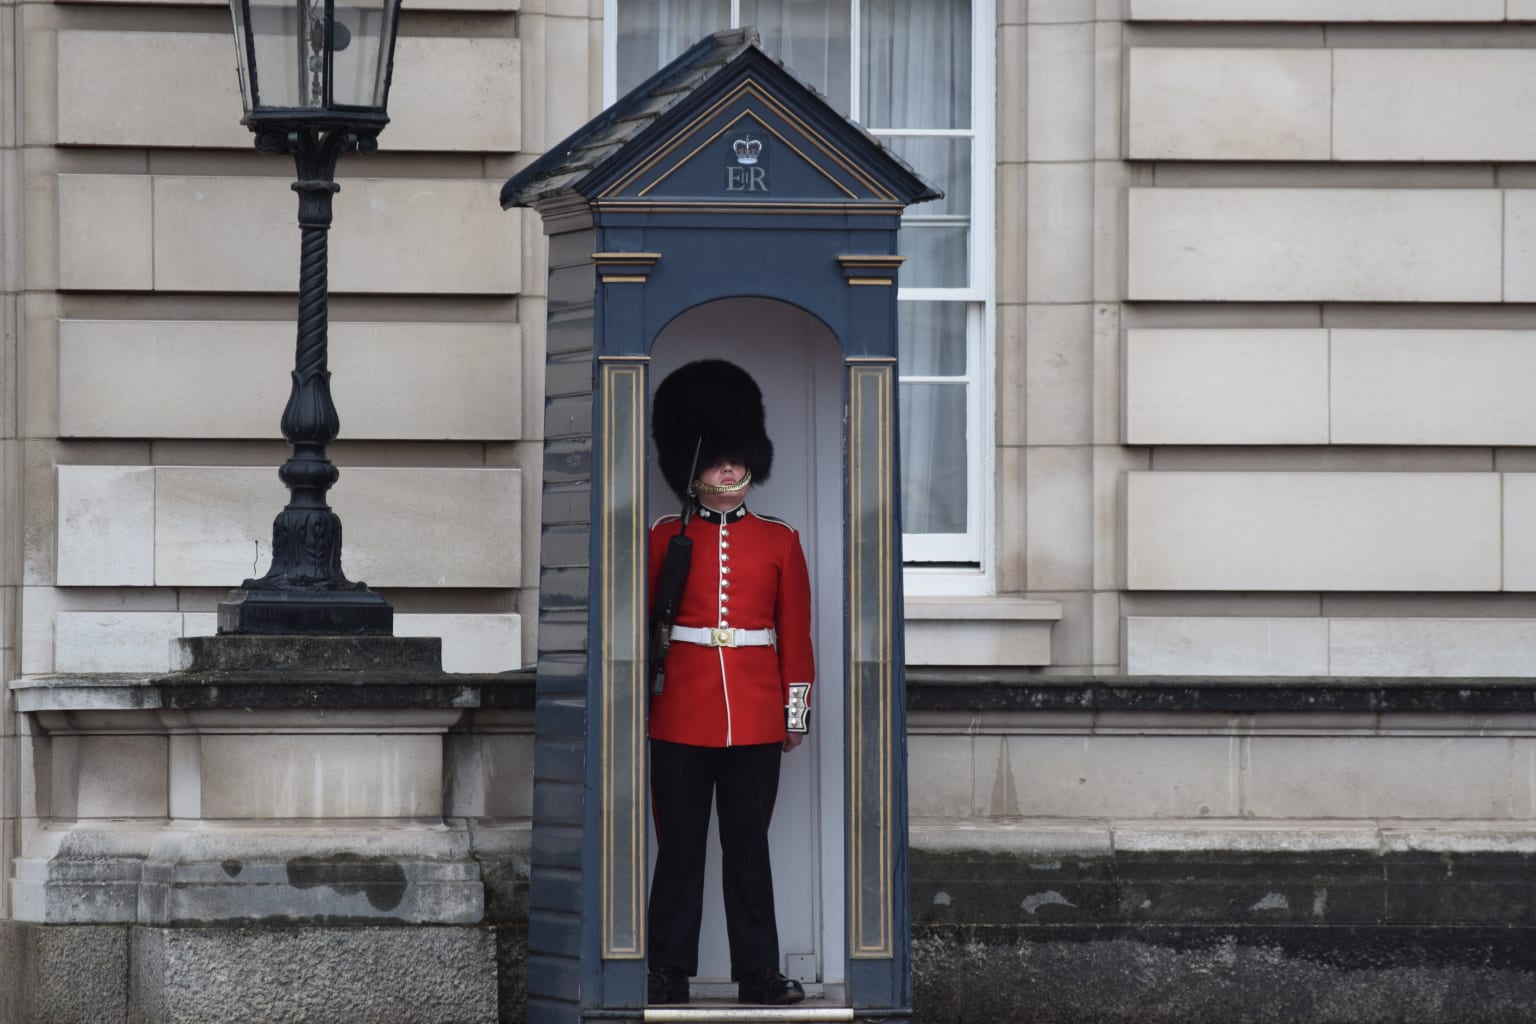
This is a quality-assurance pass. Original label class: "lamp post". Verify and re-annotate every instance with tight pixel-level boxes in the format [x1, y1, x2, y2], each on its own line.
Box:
[217, 0, 403, 636]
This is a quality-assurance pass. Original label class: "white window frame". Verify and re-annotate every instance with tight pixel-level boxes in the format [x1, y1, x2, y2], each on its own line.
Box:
[602, 0, 996, 595]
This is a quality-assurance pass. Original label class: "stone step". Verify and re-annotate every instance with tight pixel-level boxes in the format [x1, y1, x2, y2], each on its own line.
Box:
[644, 1004, 855, 1023]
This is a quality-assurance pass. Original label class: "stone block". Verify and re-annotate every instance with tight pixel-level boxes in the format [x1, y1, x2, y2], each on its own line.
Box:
[904, 598, 1061, 667]
[21, 585, 181, 675]
[1123, 329, 1329, 446]
[0, 821, 11, 922]
[1501, 475, 1536, 592]
[1329, 618, 1536, 677]
[388, 36, 521, 152]
[1124, 616, 1330, 676]
[59, 319, 521, 440]
[1127, 48, 1330, 161]
[58, 30, 247, 148]
[200, 734, 443, 818]
[1127, 188, 1503, 303]
[75, 735, 168, 819]
[1, 741, 15, 819]
[1093, 446, 1148, 592]
[996, 304, 1025, 447]
[998, 734, 1240, 818]
[331, 468, 521, 588]
[1127, 0, 1503, 18]
[1091, 303, 1122, 445]
[56, 465, 155, 586]
[1243, 737, 1525, 818]
[394, 613, 523, 673]
[57, 174, 152, 290]
[152, 466, 521, 588]
[131, 926, 497, 1024]
[151, 467, 273, 588]
[148, 176, 517, 295]
[1028, 0, 1095, 21]
[997, 163, 1027, 306]
[54, 612, 183, 672]
[447, 731, 536, 818]
[1025, 304, 1094, 445]
[1027, 22, 1095, 162]
[541, 13, 593, 147]
[132, 829, 484, 925]
[996, 445, 1027, 594]
[60, 31, 517, 150]
[1334, 50, 1536, 162]
[0, 922, 130, 1022]
[1026, 446, 1093, 591]
[1026, 162, 1094, 303]
[1331, 330, 1536, 446]
[1124, 472, 1502, 592]
[1500, 192, 1536, 304]
[997, 24, 1027, 164]
[907, 734, 975, 819]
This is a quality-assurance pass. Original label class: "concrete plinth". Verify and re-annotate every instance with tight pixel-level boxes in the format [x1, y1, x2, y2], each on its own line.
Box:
[130, 925, 497, 1024]
[5, 636, 534, 1024]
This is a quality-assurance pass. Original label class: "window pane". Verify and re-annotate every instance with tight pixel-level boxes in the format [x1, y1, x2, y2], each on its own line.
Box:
[897, 223, 969, 288]
[616, 0, 729, 96]
[860, 0, 971, 130]
[881, 136, 970, 216]
[900, 382, 967, 535]
[898, 301, 966, 376]
[742, 0, 852, 113]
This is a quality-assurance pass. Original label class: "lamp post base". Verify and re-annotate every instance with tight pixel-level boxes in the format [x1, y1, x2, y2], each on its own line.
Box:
[218, 586, 393, 636]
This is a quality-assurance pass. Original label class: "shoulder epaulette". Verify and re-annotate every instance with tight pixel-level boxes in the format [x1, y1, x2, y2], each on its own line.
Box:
[650, 513, 682, 529]
[751, 512, 798, 532]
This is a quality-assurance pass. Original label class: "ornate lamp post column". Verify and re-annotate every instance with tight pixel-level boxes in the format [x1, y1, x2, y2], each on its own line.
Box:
[218, 0, 403, 635]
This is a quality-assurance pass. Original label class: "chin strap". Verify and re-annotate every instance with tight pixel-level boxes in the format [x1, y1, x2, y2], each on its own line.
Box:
[785, 683, 810, 733]
[692, 470, 752, 496]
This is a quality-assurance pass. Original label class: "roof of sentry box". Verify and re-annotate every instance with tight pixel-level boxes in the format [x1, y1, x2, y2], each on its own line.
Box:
[499, 26, 941, 211]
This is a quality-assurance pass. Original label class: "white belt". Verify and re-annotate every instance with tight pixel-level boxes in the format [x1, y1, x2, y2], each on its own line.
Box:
[670, 625, 776, 648]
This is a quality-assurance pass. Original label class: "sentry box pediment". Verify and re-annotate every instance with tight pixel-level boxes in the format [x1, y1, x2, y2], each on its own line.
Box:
[501, 28, 937, 216]
[502, 26, 938, 1024]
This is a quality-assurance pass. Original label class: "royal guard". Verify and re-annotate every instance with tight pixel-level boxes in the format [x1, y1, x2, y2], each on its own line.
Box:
[645, 359, 814, 1007]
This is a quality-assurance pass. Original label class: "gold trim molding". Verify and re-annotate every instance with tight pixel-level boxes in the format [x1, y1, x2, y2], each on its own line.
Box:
[594, 251, 663, 283]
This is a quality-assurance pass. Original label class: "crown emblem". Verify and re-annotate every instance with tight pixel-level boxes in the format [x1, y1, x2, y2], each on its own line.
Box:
[732, 136, 763, 165]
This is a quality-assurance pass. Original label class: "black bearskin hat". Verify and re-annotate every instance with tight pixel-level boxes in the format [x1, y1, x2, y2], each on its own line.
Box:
[651, 359, 774, 503]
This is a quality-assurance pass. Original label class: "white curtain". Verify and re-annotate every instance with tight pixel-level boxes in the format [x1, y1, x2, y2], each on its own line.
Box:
[742, 0, 852, 112]
[615, 0, 975, 544]
[865, 0, 972, 540]
[615, 0, 729, 96]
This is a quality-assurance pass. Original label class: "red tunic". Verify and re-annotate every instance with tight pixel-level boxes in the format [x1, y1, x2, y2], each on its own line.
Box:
[647, 503, 814, 748]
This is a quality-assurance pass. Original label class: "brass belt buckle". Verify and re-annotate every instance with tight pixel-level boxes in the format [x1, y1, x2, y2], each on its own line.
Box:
[710, 627, 736, 648]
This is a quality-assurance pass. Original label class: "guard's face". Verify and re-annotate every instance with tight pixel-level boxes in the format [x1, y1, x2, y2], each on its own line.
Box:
[697, 459, 746, 489]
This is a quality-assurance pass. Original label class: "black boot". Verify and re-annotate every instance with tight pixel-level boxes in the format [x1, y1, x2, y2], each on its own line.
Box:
[737, 967, 805, 1005]
[648, 967, 689, 1004]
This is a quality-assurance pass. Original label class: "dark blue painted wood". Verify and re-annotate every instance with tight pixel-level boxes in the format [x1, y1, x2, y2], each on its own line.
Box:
[505, 26, 931, 1022]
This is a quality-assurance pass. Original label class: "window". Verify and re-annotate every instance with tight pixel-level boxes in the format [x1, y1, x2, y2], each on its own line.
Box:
[607, 0, 994, 578]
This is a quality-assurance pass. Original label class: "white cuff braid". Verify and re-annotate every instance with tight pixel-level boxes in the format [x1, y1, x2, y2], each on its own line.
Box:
[786, 683, 810, 733]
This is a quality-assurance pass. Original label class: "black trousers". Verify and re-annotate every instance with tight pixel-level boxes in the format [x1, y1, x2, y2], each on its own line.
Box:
[648, 739, 783, 980]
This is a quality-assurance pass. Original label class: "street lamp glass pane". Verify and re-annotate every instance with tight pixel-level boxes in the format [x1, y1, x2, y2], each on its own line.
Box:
[333, 2, 395, 108]
[241, 0, 322, 108]
[229, 0, 256, 114]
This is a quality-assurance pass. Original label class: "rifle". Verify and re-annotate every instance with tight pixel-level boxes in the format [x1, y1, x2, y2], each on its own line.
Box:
[648, 439, 701, 695]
